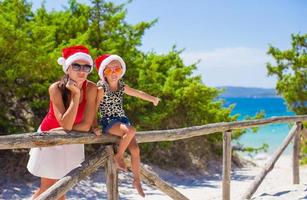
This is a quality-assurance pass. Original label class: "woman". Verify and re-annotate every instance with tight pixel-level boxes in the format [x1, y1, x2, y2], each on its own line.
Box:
[27, 45, 97, 200]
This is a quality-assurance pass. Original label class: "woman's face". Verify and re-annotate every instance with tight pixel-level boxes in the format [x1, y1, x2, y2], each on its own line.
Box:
[67, 60, 92, 83]
[103, 60, 123, 83]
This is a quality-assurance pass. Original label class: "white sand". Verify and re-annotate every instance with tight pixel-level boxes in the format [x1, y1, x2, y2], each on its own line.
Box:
[1, 154, 306, 200]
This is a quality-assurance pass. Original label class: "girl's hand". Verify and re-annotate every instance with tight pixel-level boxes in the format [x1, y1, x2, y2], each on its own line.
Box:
[152, 97, 160, 106]
[66, 79, 80, 95]
[92, 127, 102, 136]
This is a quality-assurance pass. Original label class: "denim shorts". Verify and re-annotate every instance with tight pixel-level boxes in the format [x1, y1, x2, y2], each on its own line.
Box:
[100, 116, 131, 134]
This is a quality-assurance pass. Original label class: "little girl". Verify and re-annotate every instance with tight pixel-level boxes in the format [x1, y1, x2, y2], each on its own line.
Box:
[93, 54, 160, 197]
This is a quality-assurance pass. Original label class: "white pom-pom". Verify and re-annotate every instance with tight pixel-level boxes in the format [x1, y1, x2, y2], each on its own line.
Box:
[57, 57, 65, 65]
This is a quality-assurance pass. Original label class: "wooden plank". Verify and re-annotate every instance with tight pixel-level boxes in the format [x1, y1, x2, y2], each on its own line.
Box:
[124, 155, 189, 200]
[0, 131, 119, 149]
[105, 145, 118, 200]
[35, 146, 110, 200]
[240, 123, 301, 200]
[293, 122, 302, 184]
[0, 115, 306, 149]
[222, 130, 232, 200]
[136, 115, 307, 143]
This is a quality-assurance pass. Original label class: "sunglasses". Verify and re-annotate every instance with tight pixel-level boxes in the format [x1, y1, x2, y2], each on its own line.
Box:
[104, 66, 123, 76]
[71, 63, 92, 73]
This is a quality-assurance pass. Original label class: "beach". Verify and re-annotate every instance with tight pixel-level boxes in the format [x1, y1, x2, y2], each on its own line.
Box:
[117, 154, 307, 200]
[1, 99, 303, 199]
[1, 154, 306, 200]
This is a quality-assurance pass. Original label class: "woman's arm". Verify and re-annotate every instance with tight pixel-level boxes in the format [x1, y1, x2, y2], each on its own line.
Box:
[51, 82, 80, 131]
[91, 87, 104, 136]
[124, 84, 160, 106]
[72, 81, 98, 132]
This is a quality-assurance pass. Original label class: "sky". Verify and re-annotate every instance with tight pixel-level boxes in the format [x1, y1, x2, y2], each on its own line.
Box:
[31, 0, 307, 88]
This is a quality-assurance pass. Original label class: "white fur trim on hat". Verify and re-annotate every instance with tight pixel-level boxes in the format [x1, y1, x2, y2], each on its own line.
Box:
[58, 52, 94, 73]
[98, 55, 126, 80]
[57, 57, 65, 66]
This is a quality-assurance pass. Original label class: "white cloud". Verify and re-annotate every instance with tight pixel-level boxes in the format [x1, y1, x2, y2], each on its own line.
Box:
[181, 47, 277, 88]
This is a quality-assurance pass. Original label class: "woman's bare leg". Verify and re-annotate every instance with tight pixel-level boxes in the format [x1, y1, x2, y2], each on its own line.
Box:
[32, 177, 65, 200]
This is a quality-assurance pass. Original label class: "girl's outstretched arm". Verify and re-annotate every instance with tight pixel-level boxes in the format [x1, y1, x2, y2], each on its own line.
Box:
[124, 84, 160, 106]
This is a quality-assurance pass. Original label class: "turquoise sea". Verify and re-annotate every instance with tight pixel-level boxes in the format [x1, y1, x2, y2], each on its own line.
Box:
[223, 97, 295, 154]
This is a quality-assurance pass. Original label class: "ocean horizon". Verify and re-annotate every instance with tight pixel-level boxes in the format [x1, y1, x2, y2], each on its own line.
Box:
[223, 97, 295, 155]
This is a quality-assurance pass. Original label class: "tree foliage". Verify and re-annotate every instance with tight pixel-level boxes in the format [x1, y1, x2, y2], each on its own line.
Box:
[0, 0, 235, 132]
[267, 34, 307, 164]
[0, 0, 239, 168]
[267, 34, 307, 114]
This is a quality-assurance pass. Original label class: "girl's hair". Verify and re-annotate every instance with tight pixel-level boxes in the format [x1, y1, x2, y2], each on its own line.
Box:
[58, 74, 71, 109]
[104, 75, 109, 84]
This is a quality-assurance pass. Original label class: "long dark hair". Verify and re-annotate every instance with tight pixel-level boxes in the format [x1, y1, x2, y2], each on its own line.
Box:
[58, 74, 71, 109]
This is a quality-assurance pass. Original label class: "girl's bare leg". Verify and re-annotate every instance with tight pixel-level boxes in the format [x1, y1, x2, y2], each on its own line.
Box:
[128, 137, 145, 197]
[32, 178, 65, 200]
[108, 123, 136, 171]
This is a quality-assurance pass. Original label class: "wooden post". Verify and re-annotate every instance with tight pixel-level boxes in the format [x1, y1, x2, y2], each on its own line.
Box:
[36, 146, 110, 200]
[293, 122, 302, 184]
[124, 155, 189, 200]
[241, 123, 301, 200]
[222, 130, 232, 200]
[105, 145, 118, 200]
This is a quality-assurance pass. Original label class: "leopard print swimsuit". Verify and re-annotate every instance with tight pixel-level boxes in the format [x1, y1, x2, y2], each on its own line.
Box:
[97, 80, 126, 118]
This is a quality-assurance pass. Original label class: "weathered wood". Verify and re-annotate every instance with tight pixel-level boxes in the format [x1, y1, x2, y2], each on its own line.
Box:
[293, 122, 302, 184]
[222, 130, 232, 200]
[0, 131, 119, 149]
[35, 146, 110, 200]
[136, 115, 307, 143]
[124, 155, 189, 200]
[105, 145, 118, 200]
[241, 123, 301, 200]
[0, 115, 306, 149]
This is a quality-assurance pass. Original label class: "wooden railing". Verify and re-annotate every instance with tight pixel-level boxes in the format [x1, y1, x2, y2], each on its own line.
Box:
[0, 115, 306, 200]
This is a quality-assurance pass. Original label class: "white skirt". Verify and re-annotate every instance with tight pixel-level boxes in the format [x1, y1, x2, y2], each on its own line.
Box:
[27, 128, 85, 179]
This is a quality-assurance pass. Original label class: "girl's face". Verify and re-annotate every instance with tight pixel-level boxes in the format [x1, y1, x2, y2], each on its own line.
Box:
[67, 60, 92, 84]
[103, 60, 123, 83]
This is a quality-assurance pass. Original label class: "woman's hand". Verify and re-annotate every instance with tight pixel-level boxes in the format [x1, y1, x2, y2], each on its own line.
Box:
[66, 79, 80, 96]
[92, 127, 102, 136]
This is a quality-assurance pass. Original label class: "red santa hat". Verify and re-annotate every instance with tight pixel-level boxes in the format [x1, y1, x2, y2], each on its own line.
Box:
[57, 45, 93, 73]
[95, 54, 126, 80]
